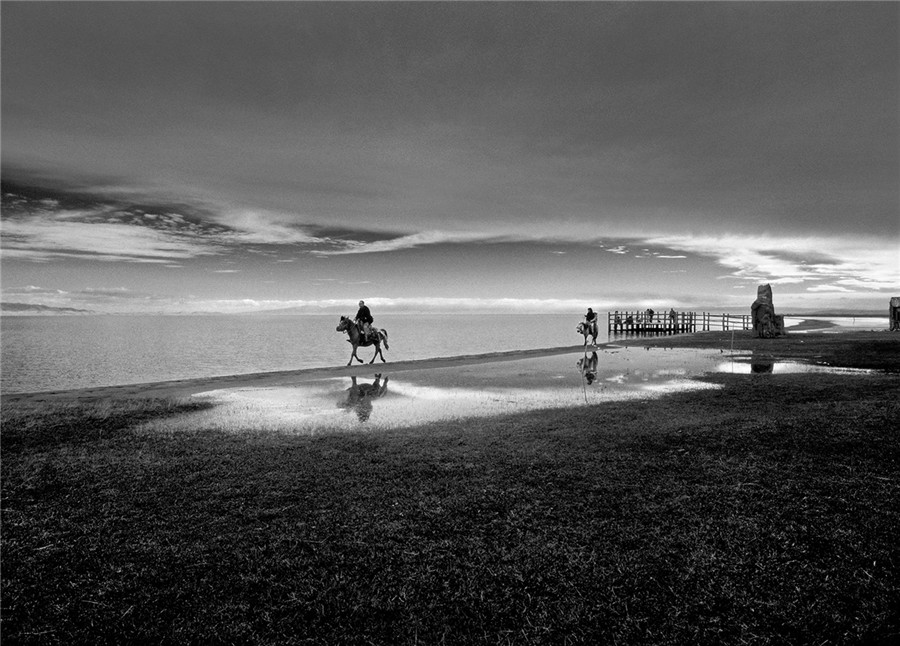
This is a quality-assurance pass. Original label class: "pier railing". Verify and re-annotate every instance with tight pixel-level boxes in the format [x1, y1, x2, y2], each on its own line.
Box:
[608, 311, 751, 336]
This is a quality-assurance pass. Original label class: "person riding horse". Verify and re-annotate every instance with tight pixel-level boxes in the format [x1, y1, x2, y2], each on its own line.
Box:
[583, 307, 598, 338]
[355, 300, 374, 341]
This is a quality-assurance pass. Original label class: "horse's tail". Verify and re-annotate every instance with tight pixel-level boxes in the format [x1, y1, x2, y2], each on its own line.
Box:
[381, 329, 389, 350]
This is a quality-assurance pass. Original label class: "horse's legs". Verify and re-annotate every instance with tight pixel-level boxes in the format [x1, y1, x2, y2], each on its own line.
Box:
[349, 344, 363, 365]
[368, 342, 386, 363]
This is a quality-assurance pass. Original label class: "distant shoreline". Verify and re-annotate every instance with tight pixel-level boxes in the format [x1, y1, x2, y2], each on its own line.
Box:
[1, 307, 889, 318]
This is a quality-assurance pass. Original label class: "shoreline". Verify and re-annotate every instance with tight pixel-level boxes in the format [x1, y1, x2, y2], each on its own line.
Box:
[1, 343, 603, 404]
[3, 329, 897, 406]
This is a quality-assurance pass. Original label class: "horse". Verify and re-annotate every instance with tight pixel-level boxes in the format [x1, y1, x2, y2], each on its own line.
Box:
[577, 320, 598, 346]
[336, 316, 389, 366]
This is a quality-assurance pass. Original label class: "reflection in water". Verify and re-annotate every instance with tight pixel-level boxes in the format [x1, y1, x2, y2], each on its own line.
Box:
[170, 348, 877, 435]
[577, 351, 599, 385]
[181, 349, 725, 433]
[338, 374, 389, 421]
[717, 359, 874, 375]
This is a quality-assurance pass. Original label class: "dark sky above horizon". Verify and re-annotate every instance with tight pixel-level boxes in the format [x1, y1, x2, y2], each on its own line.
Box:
[2, 2, 897, 313]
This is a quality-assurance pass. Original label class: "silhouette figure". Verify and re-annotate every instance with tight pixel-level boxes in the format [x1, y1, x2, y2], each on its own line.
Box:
[336, 315, 389, 366]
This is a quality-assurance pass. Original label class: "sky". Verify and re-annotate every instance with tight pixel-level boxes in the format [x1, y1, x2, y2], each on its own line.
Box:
[2, 1, 897, 315]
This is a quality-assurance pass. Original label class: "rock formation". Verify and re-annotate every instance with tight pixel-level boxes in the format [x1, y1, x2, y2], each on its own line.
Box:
[751, 284, 785, 338]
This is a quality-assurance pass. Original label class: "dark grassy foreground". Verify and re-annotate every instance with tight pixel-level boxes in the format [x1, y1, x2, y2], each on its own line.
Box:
[2, 334, 899, 645]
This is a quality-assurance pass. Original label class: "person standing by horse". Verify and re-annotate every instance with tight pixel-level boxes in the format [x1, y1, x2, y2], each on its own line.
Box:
[355, 300, 374, 341]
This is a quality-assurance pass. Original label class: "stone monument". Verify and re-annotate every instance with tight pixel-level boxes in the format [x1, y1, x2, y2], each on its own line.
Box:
[750, 283, 785, 338]
[890, 297, 900, 331]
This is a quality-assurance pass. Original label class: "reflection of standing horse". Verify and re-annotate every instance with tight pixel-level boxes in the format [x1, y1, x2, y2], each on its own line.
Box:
[336, 316, 389, 366]
[577, 351, 599, 384]
[339, 374, 389, 422]
[577, 320, 598, 346]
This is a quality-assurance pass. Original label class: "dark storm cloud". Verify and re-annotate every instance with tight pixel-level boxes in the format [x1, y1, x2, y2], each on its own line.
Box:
[2, 2, 897, 314]
[2, 2, 896, 238]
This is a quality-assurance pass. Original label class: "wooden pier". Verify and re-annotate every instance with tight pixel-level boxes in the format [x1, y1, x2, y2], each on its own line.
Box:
[607, 310, 751, 336]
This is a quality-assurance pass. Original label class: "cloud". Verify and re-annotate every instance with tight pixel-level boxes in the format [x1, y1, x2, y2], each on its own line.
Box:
[1, 216, 227, 263]
[807, 284, 855, 293]
[1, 183, 313, 258]
[0, 289, 623, 315]
[1, 187, 232, 262]
[0, 284, 163, 311]
[1, 181, 409, 261]
[82, 286, 131, 295]
[5, 285, 65, 295]
[199, 296, 615, 314]
[645, 233, 899, 292]
[310, 230, 507, 255]
[3, 177, 895, 316]
[207, 208, 333, 246]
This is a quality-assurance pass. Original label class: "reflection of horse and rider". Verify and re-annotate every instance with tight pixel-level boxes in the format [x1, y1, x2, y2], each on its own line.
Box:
[336, 300, 389, 366]
[577, 351, 599, 385]
[339, 374, 389, 422]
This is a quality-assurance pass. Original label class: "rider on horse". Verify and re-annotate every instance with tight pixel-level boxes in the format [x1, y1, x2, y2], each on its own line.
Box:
[355, 300, 374, 341]
[583, 307, 598, 338]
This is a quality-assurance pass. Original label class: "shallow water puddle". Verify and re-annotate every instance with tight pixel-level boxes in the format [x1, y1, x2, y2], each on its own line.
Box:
[716, 357, 875, 375]
[171, 347, 870, 433]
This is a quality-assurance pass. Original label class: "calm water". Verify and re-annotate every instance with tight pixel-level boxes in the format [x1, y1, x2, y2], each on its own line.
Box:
[153, 347, 875, 434]
[1, 313, 601, 394]
[2, 312, 886, 395]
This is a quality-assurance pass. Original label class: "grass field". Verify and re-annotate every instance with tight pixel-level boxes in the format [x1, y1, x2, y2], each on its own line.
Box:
[2, 332, 899, 644]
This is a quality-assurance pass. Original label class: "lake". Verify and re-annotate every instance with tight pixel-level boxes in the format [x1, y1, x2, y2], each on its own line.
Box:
[1, 312, 886, 395]
[0, 313, 599, 394]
